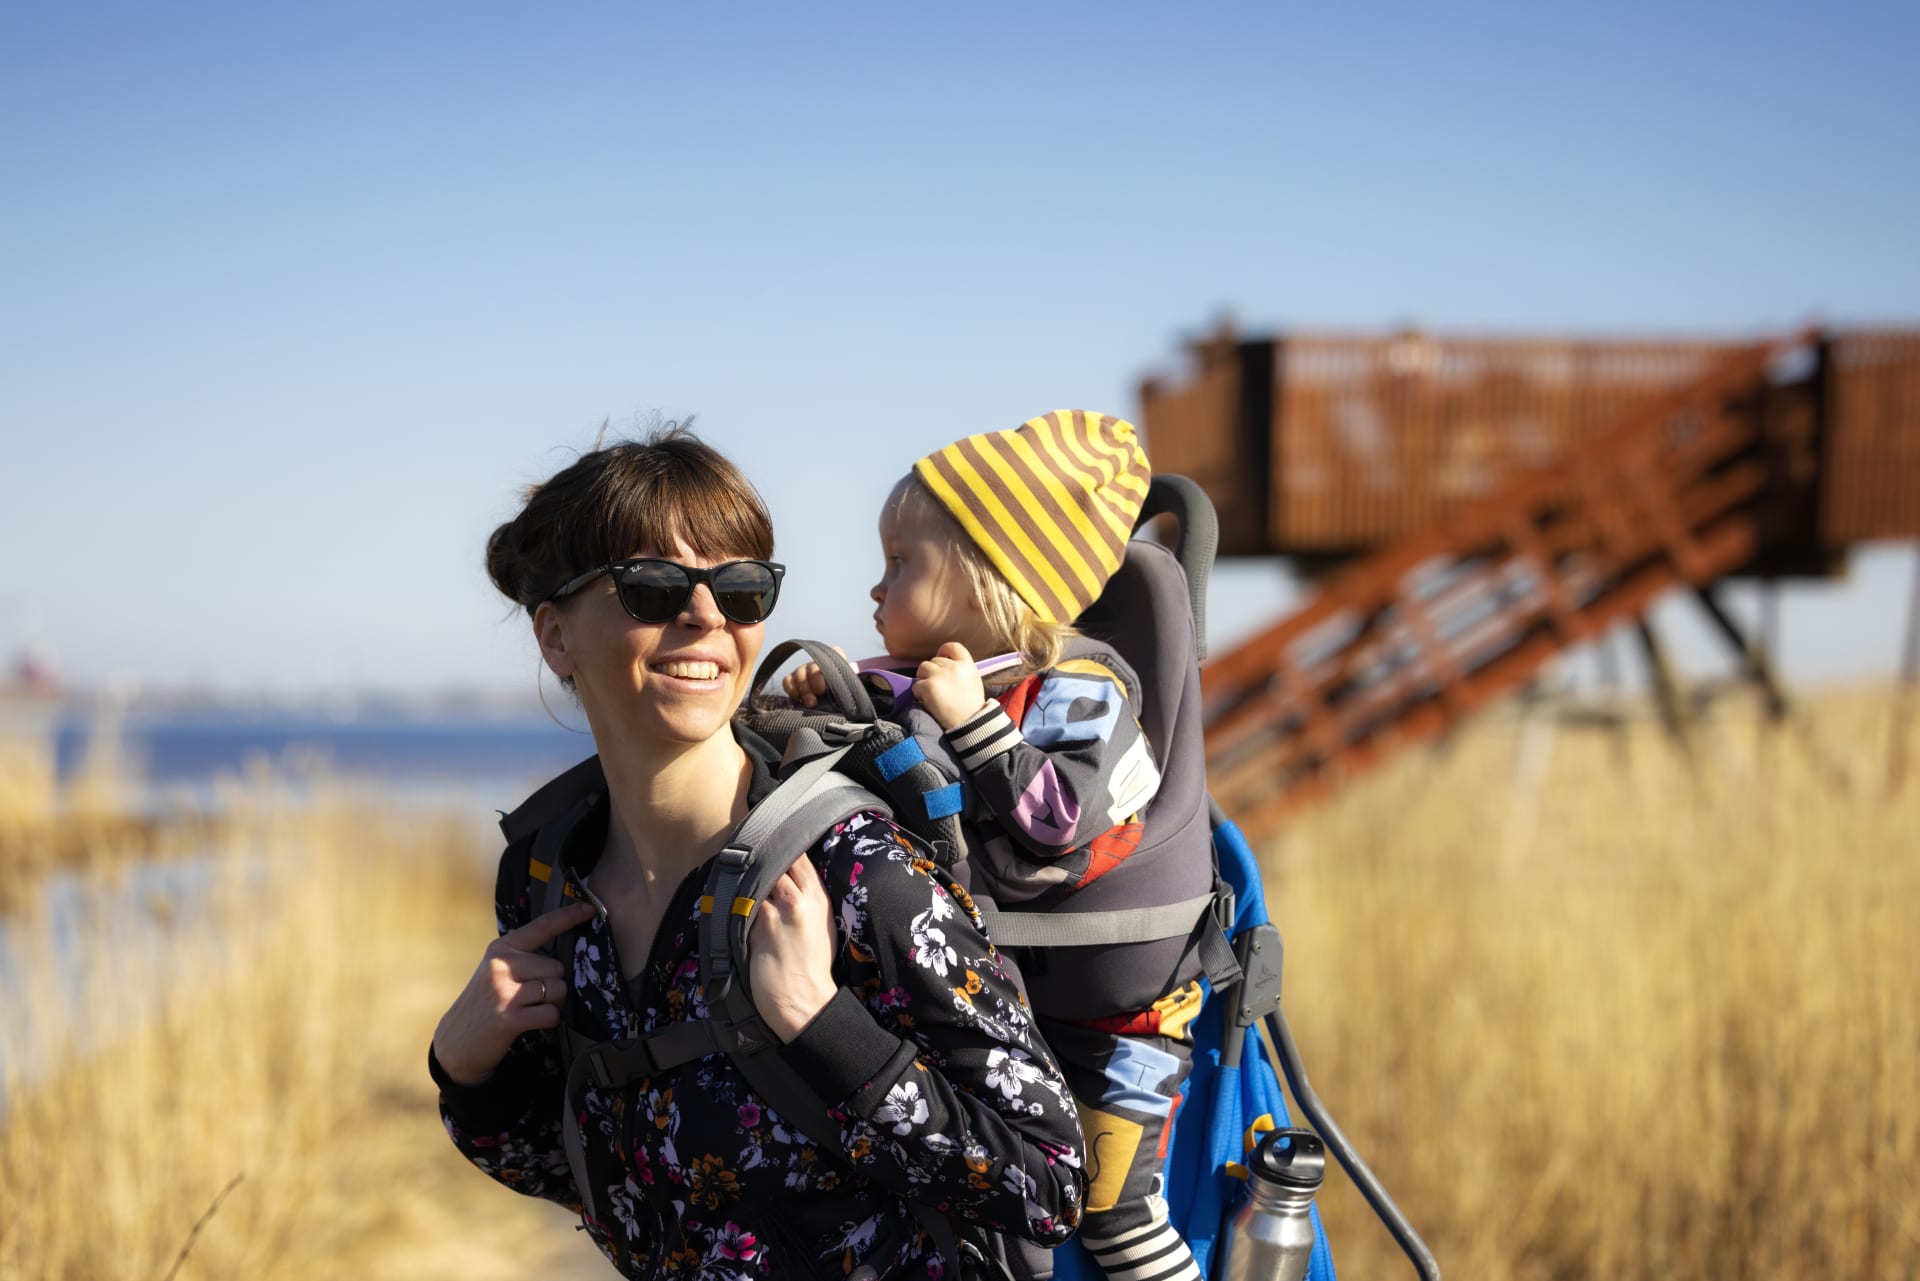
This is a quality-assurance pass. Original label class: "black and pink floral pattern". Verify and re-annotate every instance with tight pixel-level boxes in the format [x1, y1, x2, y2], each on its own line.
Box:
[440, 797, 1085, 1280]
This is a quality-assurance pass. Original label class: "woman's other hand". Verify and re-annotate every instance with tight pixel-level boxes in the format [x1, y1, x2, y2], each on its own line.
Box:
[432, 900, 594, 1087]
[914, 640, 989, 729]
[747, 854, 839, 1041]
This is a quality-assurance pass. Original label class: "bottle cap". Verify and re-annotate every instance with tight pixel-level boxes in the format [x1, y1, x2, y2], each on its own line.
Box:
[1249, 1128, 1327, 1191]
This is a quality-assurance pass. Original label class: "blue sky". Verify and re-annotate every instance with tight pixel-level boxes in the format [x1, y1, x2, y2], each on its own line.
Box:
[3, 2, 1916, 697]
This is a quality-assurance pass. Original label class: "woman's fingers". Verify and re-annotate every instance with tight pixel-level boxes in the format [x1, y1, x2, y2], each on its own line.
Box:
[499, 900, 595, 953]
[516, 975, 569, 1008]
[747, 856, 839, 1042]
[784, 853, 826, 899]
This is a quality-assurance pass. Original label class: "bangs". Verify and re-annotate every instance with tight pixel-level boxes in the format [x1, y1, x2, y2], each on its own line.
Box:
[535, 433, 775, 603]
[591, 452, 775, 565]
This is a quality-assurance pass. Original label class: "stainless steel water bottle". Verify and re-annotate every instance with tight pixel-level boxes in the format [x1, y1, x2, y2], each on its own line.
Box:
[1221, 1127, 1326, 1281]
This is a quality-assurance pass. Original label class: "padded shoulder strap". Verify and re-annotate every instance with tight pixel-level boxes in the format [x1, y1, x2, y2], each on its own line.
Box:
[499, 754, 603, 845]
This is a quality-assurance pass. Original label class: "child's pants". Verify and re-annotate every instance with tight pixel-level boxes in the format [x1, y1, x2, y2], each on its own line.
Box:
[1040, 981, 1205, 1281]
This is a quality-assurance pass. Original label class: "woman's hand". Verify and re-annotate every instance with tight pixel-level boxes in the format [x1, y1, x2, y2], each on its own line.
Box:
[432, 900, 595, 1087]
[914, 641, 990, 730]
[747, 855, 839, 1042]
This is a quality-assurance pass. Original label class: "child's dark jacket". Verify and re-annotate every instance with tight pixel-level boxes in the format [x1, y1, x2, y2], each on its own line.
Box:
[895, 639, 1214, 1022]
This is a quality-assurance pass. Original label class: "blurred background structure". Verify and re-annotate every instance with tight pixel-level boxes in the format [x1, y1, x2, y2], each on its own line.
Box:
[1140, 325, 1920, 829]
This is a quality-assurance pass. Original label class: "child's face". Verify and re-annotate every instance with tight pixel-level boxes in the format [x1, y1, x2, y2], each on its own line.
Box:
[869, 497, 997, 662]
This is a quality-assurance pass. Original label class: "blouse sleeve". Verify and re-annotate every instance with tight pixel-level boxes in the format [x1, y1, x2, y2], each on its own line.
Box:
[432, 849, 581, 1211]
[776, 810, 1086, 1245]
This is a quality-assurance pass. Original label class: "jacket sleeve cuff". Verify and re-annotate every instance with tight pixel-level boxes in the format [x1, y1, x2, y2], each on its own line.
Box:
[943, 702, 1022, 773]
[430, 1041, 541, 1135]
[777, 987, 904, 1103]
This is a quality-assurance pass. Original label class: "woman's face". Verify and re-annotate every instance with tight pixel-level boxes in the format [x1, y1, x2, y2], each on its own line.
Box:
[538, 542, 766, 754]
[869, 499, 996, 662]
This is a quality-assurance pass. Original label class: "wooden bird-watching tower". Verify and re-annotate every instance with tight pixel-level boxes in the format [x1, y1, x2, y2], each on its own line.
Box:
[1139, 324, 1920, 836]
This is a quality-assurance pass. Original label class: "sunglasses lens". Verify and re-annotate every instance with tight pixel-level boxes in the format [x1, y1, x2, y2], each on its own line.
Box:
[711, 562, 780, 623]
[614, 562, 693, 622]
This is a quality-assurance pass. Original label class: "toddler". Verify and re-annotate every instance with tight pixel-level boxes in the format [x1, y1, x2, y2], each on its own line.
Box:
[788, 410, 1207, 1281]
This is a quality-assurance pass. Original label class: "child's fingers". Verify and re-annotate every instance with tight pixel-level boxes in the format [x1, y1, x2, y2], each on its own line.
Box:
[783, 662, 830, 706]
[936, 641, 974, 664]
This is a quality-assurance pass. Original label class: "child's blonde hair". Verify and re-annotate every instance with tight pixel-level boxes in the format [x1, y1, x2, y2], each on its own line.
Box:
[888, 474, 1079, 671]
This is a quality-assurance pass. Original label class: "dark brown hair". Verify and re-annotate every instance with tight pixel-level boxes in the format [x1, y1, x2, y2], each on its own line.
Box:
[486, 422, 775, 616]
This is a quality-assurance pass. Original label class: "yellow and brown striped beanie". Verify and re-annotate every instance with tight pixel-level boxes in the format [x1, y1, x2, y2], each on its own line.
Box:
[913, 410, 1151, 624]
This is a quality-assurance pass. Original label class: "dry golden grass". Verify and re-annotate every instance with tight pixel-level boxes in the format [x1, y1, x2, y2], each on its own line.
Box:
[1268, 688, 1920, 1281]
[0, 769, 605, 1281]
[2, 689, 1915, 1280]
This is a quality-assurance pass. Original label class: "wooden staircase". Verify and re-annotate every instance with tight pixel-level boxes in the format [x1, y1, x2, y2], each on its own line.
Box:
[1200, 335, 1815, 835]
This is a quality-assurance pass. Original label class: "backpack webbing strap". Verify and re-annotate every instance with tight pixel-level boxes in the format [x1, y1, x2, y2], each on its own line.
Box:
[976, 891, 1242, 992]
[531, 791, 596, 920]
[696, 752, 976, 1279]
[975, 892, 1216, 947]
[559, 1019, 732, 1227]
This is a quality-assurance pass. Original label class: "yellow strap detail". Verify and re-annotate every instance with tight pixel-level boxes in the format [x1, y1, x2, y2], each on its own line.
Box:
[731, 896, 755, 918]
[529, 858, 552, 883]
[1244, 1114, 1276, 1152]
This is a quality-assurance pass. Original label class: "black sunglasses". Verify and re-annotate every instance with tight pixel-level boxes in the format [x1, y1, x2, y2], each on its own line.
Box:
[547, 558, 786, 625]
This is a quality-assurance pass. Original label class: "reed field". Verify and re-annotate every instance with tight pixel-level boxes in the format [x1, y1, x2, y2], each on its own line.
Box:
[1269, 689, 1920, 1281]
[1, 689, 1916, 1279]
[0, 749, 604, 1281]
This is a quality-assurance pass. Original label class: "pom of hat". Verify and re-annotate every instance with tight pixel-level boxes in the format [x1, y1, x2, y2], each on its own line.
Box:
[913, 410, 1151, 624]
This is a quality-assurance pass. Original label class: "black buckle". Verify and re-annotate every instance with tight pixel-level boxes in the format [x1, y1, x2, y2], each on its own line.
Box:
[1230, 923, 1284, 1029]
[1213, 884, 1237, 932]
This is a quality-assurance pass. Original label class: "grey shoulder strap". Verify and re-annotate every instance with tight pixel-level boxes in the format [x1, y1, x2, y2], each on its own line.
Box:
[556, 749, 886, 1222]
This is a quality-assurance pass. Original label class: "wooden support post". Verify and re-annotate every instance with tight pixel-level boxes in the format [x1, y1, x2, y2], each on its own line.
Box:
[1758, 579, 1782, 776]
[1594, 627, 1631, 771]
[1635, 617, 1696, 768]
[1695, 581, 1853, 794]
[1890, 552, 1920, 796]
[1694, 584, 1790, 720]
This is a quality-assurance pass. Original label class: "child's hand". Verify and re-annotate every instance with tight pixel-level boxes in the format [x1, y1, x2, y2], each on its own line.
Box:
[915, 641, 990, 730]
[781, 649, 847, 708]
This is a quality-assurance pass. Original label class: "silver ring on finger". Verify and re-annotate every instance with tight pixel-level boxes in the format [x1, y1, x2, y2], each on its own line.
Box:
[537, 978, 549, 1004]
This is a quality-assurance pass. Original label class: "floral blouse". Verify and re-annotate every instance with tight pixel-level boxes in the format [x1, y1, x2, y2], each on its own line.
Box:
[434, 744, 1086, 1279]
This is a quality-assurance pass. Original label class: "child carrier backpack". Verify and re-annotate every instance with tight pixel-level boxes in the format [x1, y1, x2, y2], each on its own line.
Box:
[504, 477, 1440, 1281]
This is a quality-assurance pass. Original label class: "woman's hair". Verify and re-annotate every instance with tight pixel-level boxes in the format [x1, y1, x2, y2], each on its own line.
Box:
[888, 474, 1078, 671]
[487, 421, 775, 616]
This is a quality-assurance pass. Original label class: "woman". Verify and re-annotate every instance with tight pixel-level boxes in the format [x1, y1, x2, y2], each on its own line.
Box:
[430, 427, 1086, 1279]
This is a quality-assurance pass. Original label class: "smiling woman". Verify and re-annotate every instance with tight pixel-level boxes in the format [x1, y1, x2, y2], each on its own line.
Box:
[430, 426, 1087, 1279]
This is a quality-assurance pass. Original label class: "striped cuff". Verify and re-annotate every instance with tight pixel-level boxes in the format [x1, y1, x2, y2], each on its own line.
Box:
[944, 702, 1022, 772]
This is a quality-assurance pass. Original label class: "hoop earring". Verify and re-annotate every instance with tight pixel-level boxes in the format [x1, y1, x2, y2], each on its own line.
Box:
[536, 656, 591, 735]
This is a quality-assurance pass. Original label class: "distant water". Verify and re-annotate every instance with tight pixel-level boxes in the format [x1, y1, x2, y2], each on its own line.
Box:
[2, 708, 598, 1111]
[52, 707, 596, 813]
